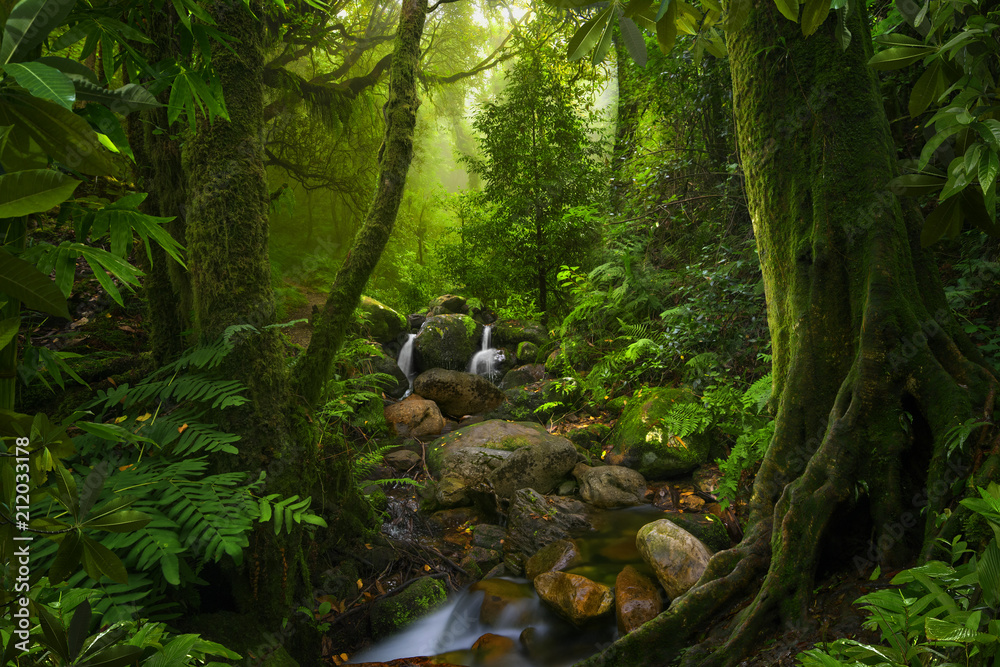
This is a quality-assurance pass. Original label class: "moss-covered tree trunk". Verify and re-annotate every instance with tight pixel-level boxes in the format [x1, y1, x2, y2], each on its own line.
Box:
[127, 6, 190, 365]
[292, 0, 426, 407]
[578, 2, 999, 665]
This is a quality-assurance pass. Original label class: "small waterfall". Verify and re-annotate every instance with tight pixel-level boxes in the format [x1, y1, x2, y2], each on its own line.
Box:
[397, 333, 417, 393]
[468, 325, 500, 379]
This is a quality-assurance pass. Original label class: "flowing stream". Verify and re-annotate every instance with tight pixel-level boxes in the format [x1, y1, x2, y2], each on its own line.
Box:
[351, 506, 668, 666]
[468, 325, 500, 380]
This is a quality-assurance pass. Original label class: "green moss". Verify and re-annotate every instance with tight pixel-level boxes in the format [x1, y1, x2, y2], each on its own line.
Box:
[370, 577, 448, 639]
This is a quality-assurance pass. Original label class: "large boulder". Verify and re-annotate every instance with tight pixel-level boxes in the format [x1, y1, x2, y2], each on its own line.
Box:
[414, 314, 482, 373]
[492, 319, 549, 348]
[354, 296, 407, 344]
[499, 364, 545, 391]
[384, 396, 444, 438]
[524, 539, 583, 581]
[506, 488, 593, 557]
[427, 420, 565, 475]
[358, 353, 408, 400]
[427, 294, 469, 316]
[615, 565, 662, 634]
[606, 387, 713, 479]
[636, 519, 712, 599]
[489, 433, 578, 501]
[413, 368, 504, 417]
[533, 572, 613, 626]
[573, 463, 647, 509]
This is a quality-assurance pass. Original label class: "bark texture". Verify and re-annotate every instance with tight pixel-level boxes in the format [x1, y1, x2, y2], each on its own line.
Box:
[292, 0, 426, 407]
[577, 2, 998, 665]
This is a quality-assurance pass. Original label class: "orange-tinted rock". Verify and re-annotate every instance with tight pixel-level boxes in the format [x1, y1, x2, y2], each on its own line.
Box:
[533, 571, 613, 626]
[615, 565, 663, 634]
[470, 578, 534, 625]
[524, 539, 583, 581]
[471, 633, 517, 663]
[385, 398, 445, 438]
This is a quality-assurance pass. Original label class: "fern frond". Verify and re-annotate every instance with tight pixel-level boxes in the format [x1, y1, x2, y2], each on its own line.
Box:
[742, 373, 773, 413]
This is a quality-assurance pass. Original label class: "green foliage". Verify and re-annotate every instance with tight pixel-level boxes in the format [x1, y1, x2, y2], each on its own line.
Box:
[798, 483, 1000, 667]
[439, 44, 608, 315]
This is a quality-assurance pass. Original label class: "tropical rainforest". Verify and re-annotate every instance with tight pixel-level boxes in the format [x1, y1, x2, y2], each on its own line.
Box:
[2, 0, 1000, 664]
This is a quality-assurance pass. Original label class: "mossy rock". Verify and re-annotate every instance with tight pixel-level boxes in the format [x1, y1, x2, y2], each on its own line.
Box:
[516, 340, 539, 363]
[664, 512, 731, 552]
[370, 576, 448, 640]
[427, 294, 469, 315]
[426, 420, 560, 474]
[354, 296, 407, 343]
[414, 314, 483, 373]
[492, 319, 548, 348]
[606, 387, 713, 479]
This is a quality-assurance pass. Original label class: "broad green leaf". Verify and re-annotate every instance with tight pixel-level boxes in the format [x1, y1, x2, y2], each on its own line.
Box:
[964, 144, 982, 177]
[918, 123, 964, 170]
[978, 149, 999, 193]
[83, 509, 151, 532]
[971, 119, 1000, 153]
[2, 62, 75, 109]
[890, 173, 945, 196]
[591, 6, 616, 65]
[0, 168, 80, 217]
[67, 601, 91, 659]
[940, 156, 972, 201]
[0, 315, 18, 349]
[0, 91, 117, 176]
[925, 617, 978, 642]
[655, 0, 671, 21]
[834, 4, 851, 49]
[656, 1, 677, 53]
[49, 528, 83, 583]
[961, 188, 1000, 236]
[909, 60, 943, 118]
[0, 0, 78, 65]
[0, 246, 71, 319]
[979, 541, 1000, 607]
[921, 193, 960, 245]
[875, 33, 926, 47]
[78, 645, 143, 667]
[868, 45, 936, 70]
[619, 17, 648, 68]
[78, 105, 134, 161]
[725, 0, 752, 30]
[81, 533, 128, 583]
[36, 604, 70, 661]
[624, 0, 655, 18]
[69, 78, 160, 114]
[566, 6, 614, 61]
[773, 0, 799, 23]
[35, 56, 98, 83]
[801, 0, 830, 36]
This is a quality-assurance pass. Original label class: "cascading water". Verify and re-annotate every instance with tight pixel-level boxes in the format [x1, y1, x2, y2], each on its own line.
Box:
[397, 333, 417, 393]
[468, 325, 501, 380]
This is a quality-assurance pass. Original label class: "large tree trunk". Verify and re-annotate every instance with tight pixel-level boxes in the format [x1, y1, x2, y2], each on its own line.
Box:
[578, 2, 999, 665]
[292, 0, 426, 407]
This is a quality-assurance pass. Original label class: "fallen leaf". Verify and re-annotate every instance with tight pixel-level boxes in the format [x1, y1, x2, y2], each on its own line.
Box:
[423, 564, 431, 571]
[178, 423, 189, 434]
[136, 412, 152, 422]
[357, 578, 363, 589]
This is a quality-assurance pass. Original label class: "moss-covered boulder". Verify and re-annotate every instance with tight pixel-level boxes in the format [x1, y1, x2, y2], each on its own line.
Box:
[606, 387, 712, 479]
[427, 419, 563, 474]
[413, 368, 504, 417]
[354, 296, 407, 343]
[370, 577, 448, 639]
[516, 340, 539, 363]
[492, 319, 548, 348]
[427, 294, 469, 316]
[665, 511, 731, 552]
[414, 314, 482, 373]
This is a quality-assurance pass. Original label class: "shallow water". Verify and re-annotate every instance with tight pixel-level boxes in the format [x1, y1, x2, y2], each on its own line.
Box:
[352, 505, 672, 666]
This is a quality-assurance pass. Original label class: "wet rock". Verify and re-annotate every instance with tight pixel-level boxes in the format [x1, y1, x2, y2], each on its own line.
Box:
[384, 448, 421, 471]
[573, 463, 646, 508]
[663, 511, 731, 552]
[506, 488, 593, 557]
[471, 633, 516, 663]
[516, 340, 539, 363]
[533, 571, 613, 626]
[413, 368, 504, 417]
[370, 577, 447, 639]
[360, 353, 409, 399]
[413, 314, 482, 372]
[499, 366, 541, 391]
[427, 294, 469, 316]
[354, 296, 407, 343]
[492, 319, 548, 348]
[636, 519, 712, 598]
[524, 539, 583, 581]
[616, 565, 662, 634]
[470, 578, 534, 625]
[472, 523, 506, 551]
[461, 546, 502, 577]
[406, 313, 426, 331]
[427, 420, 565, 476]
[435, 475, 470, 508]
[384, 398, 444, 438]
[606, 387, 714, 479]
[428, 506, 486, 529]
[489, 433, 578, 501]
